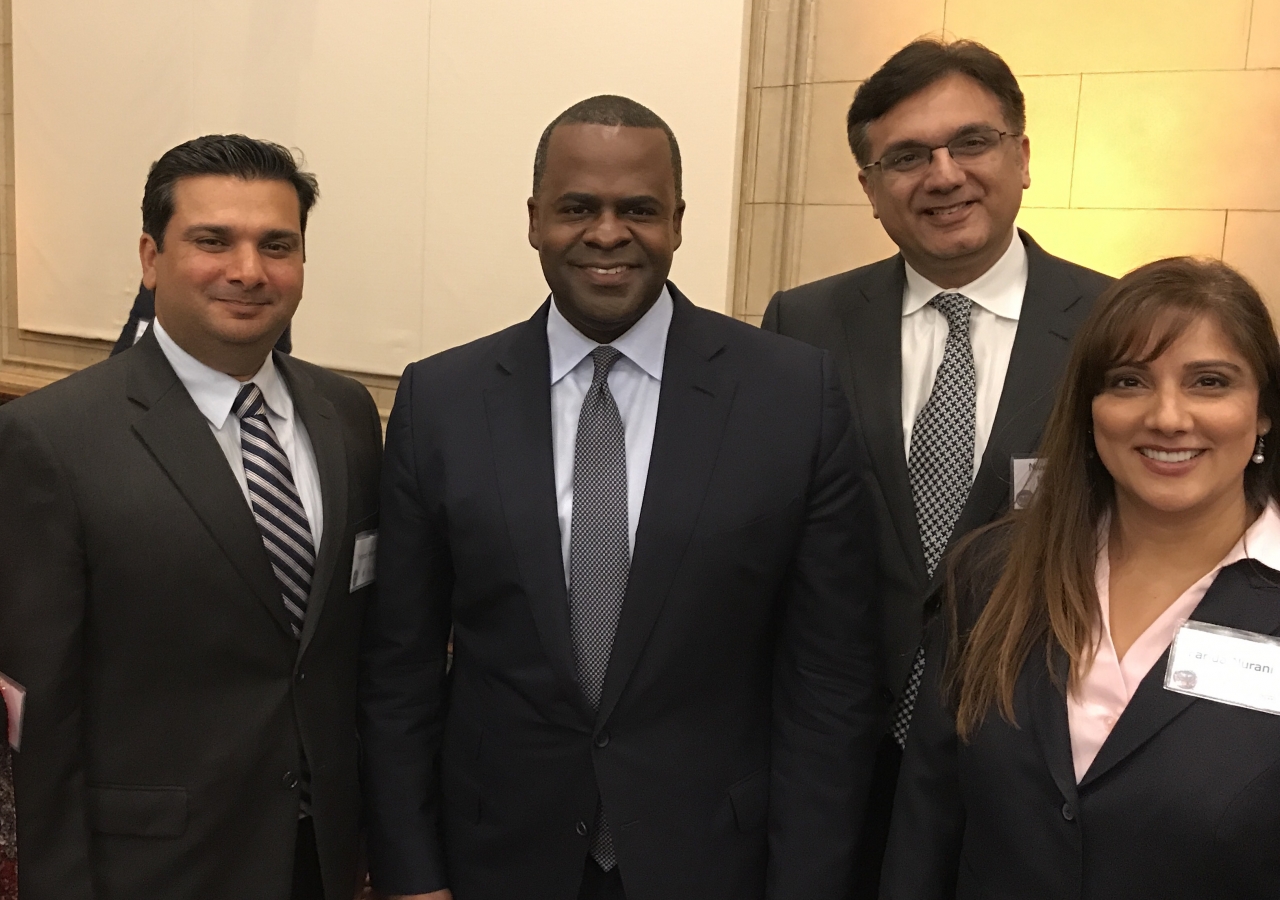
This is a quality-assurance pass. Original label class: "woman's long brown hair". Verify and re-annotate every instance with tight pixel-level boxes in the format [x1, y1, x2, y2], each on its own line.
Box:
[949, 257, 1280, 740]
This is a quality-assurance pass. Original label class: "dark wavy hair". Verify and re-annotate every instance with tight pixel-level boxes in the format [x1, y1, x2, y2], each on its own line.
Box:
[142, 134, 319, 250]
[847, 38, 1025, 167]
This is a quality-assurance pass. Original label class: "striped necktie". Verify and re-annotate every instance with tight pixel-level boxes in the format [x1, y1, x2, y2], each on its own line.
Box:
[234, 383, 315, 639]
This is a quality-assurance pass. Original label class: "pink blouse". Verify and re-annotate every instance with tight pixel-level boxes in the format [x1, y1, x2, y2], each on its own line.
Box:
[1068, 502, 1280, 782]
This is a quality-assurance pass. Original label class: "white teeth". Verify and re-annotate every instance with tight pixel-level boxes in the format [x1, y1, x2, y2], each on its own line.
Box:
[587, 266, 626, 275]
[927, 202, 970, 216]
[1140, 448, 1201, 463]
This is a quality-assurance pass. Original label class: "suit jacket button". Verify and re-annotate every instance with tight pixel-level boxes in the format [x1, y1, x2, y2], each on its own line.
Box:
[594, 732, 610, 748]
[576, 821, 588, 836]
[1061, 803, 1074, 821]
[283, 771, 299, 789]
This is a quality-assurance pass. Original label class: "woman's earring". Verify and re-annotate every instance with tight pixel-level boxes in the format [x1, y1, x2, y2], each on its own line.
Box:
[1253, 435, 1266, 465]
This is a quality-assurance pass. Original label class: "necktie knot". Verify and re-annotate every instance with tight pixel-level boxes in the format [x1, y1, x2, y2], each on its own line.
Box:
[590, 346, 623, 386]
[233, 383, 267, 421]
[930, 292, 972, 334]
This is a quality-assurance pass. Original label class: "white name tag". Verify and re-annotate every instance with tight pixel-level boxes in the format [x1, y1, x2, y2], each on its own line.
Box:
[1010, 456, 1045, 511]
[0, 671, 26, 751]
[1165, 621, 1280, 716]
[350, 530, 378, 592]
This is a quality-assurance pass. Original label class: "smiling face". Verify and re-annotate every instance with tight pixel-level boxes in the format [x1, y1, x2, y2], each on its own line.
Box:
[528, 123, 684, 343]
[1092, 314, 1270, 524]
[858, 72, 1030, 288]
[141, 174, 304, 378]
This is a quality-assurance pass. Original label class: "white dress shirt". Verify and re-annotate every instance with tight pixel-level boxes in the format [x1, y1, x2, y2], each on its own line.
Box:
[153, 318, 324, 547]
[548, 287, 672, 583]
[900, 229, 1028, 477]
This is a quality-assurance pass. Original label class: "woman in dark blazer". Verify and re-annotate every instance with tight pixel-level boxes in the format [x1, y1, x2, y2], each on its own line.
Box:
[882, 257, 1280, 900]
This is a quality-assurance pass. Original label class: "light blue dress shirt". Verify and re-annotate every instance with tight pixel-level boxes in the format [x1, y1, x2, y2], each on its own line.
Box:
[547, 286, 673, 584]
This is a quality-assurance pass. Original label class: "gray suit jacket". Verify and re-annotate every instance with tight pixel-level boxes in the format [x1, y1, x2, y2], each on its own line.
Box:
[0, 330, 382, 899]
[762, 231, 1112, 698]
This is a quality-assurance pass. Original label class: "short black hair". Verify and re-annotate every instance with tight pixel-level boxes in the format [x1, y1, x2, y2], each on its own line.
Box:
[532, 95, 682, 199]
[846, 39, 1026, 167]
[142, 134, 320, 251]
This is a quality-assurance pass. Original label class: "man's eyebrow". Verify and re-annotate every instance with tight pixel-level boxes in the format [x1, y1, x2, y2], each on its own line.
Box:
[259, 228, 303, 244]
[555, 192, 601, 206]
[182, 224, 233, 239]
[881, 123, 997, 153]
[616, 195, 664, 209]
[181, 224, 301, 243]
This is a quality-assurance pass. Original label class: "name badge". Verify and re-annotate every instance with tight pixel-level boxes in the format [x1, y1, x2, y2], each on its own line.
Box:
[350, 530, 378, 593]
[1165, 621, 1280, 716]
[0, 671, 26, 751]
[1010, 456, 1045, 511]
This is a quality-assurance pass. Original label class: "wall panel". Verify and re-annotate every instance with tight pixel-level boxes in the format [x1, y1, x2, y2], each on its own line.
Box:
[734, 0, 1280, 322]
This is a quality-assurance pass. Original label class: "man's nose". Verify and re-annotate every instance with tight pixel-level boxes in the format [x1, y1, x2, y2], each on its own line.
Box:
[584, 211, 630, 249]
[921, 147, 967, 191]
[225, 244, 267, 286]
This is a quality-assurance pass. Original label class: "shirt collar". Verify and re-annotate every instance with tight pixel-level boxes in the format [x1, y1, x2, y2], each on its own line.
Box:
[1228, 501, 1280, 572]
[902, 227, 1028, 321]
[152, 317, 293, 429]
[546, 285, 673, 385]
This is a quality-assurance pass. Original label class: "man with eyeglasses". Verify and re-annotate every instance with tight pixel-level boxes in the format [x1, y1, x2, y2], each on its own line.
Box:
[761, 38, 1111, 894]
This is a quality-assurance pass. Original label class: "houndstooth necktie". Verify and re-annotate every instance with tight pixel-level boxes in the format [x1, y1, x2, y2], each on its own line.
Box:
[235, 383, 316, 813]
[891, 292, 976, 750]
[568, 346, 631, 871]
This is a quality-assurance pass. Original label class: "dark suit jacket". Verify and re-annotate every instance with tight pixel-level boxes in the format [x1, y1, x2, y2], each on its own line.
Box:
[761, 231, 1112, 698]
[0, 329, 382, 899]
[360, 286, 883, 900]
[882, 542, 1280, 900]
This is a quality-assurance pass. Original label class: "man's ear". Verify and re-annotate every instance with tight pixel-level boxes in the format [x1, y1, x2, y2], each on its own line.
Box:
[1019, 133, 1032, 190]
[139, 233, 160, 290]
[858, 171, 879, 219]
[527, 196, 541, 251]
[672, 199, 685, 251]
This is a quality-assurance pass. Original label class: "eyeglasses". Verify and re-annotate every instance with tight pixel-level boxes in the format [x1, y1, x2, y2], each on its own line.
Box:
[861, 128, 1021, 176]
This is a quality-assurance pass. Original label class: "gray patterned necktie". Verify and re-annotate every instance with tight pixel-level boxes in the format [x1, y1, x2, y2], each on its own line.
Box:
[892, 292, 976, 749]
[568, 345, 630, 871]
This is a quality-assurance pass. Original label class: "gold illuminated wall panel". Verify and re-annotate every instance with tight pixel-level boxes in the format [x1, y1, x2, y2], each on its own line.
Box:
[734, 0, 1280, 323]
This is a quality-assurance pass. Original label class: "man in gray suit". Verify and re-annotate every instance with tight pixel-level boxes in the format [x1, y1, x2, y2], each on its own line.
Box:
[761, 39, 1112, 893]
[0, 135, 382, 899]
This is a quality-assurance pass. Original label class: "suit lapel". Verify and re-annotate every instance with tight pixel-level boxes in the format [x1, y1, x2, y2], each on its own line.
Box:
[484, 305, 586, 708]
[843, 256, 927, 582]
[1079, 563, 1280, 789]
[278, 355, 349, 658]
[127, 332, 294, 638]
[596, 290, 736, 727]
[1027, 644, 1079, 806]
[942, 234, 1089, 591]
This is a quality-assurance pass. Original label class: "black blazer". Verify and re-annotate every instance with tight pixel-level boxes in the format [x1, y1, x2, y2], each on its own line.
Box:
[360, 286, 884, 900]
[883, 546, 1280, 900]
[761, 231, 1112, 698]
[0, 330, 382, 899]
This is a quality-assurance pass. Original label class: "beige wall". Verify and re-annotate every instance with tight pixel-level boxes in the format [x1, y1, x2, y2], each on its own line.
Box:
[735, 0, 1280, 322]
[3, 0, 749, 401]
